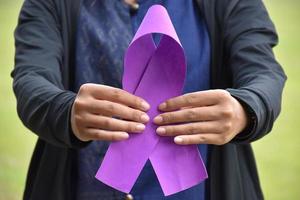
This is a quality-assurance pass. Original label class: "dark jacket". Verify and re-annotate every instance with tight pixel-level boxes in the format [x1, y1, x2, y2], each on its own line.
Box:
[12, 0, 286, 199]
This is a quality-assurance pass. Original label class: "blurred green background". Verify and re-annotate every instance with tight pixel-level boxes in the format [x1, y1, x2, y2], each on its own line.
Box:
[0, 0, 299, 199]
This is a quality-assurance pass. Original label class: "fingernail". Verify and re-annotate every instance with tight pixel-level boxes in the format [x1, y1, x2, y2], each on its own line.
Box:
[121, 133, 129, 139]
[153, 116, 163, 124]
[159, 103, 167, 110]
[174, 137, 183, 144]
[156, 127, 166, 135]
[140, 114, 150, 123]
[141, 101, 150, 111]
[136, 124, 146, 132]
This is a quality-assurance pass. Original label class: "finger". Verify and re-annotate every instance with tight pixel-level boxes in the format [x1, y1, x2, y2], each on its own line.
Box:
[156, 121, 223, 136]
[88, 100, 149, 123]
[86, 115, 146, 133]
[87, 84, 150, 111]
[85, 128, 129, 141]
[153, 106, 219, 125]
[174, 133, 229, 145]
[159, 90, 228, 111]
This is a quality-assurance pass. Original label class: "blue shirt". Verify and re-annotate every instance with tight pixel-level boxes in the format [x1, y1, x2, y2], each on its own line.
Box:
[75, 0, 211, 199]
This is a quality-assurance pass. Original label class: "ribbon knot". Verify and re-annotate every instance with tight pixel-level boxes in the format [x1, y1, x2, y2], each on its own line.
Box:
[96, 5, 207, 196]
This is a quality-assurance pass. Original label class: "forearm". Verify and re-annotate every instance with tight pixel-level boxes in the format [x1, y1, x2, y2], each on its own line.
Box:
[12, 66, 87, 148]
[224, 0, 287, 143]
[12, 0, 87, 148]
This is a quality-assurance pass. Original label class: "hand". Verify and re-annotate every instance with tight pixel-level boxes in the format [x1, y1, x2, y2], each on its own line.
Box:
[153, 90, 248, 145]
[71, 83, 150, 142]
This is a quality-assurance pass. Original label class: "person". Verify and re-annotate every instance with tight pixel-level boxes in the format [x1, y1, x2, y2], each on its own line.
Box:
[12, 0, 286, 199]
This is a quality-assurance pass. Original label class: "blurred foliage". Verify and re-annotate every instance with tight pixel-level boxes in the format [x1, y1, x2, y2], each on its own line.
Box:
[0, 1, 35, 200]
[253, 0, 300, 199]
[0, 0, 299, 199]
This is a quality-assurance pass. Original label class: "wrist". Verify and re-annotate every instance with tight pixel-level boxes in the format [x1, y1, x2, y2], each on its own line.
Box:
[232, 96, 249, 135]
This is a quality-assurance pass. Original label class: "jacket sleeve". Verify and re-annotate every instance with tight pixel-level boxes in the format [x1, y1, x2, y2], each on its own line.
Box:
[223, 0, 287, 143]
[11, 0, 87, 148]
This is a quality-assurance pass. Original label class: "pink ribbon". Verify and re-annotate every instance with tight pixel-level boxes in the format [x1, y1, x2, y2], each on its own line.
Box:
[96, 5, 207, 196]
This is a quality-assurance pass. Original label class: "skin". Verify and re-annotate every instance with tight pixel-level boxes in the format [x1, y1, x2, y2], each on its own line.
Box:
[71, 84, 248, 145]
[124, 0, 138, 6]
[153, 89, 248, 145]
[71, 83, 150, 142]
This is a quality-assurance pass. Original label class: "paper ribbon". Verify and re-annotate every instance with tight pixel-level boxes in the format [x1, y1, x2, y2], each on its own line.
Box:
[96, 5, 207, 196]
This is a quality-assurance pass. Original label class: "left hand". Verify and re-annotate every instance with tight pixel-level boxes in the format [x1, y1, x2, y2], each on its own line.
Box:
[153, 89, 248, 145]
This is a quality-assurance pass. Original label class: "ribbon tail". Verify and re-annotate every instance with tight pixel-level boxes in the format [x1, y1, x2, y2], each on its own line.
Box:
[150, 138, 208, 196]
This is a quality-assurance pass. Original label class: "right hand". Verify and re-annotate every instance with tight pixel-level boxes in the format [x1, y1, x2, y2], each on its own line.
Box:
[71, 83, 150, 142]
